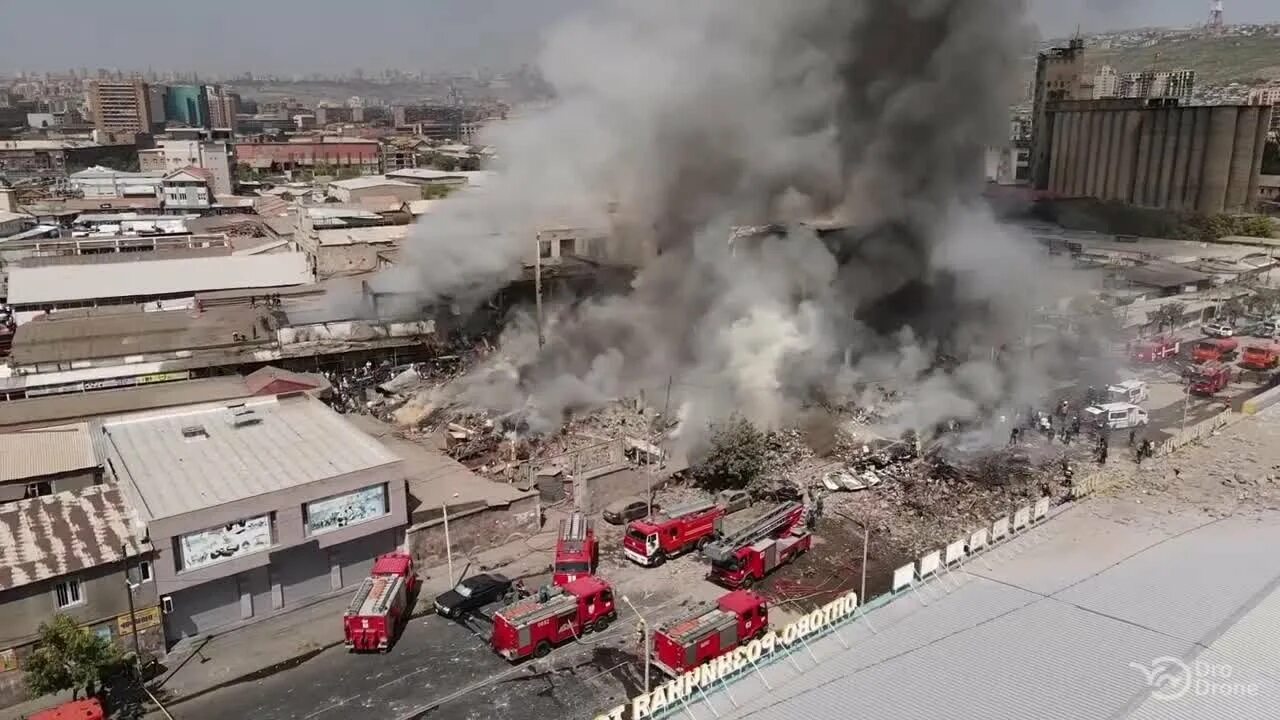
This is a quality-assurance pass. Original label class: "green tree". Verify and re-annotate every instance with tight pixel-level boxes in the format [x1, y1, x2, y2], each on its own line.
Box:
[689, 416, 768, 492]
[24, 615, 122, 700]
[1148, 302, 1186, 332]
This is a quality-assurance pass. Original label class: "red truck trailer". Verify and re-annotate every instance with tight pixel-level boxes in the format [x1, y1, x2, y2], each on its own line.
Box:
[1192, 337, 1238, 363]
[30, 699, 104, 720]
[553, 510, 598, 586]
[623, 500, 725, 567]
[1239, 342, 1280, 370]
[1129, 335, 1180, 363]
[491, 576, 617, 661]
[653, 590, 769, 677]
[343, 552, 417, 652]
[1189, 362, 1231, 396]
[702, 502, 811, 589]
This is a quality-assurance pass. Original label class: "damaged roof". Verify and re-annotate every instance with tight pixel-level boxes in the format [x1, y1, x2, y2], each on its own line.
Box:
[0, 485, 144, 591]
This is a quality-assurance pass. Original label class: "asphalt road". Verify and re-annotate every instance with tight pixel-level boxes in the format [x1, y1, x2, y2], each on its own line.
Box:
[164, 589, 672, 720]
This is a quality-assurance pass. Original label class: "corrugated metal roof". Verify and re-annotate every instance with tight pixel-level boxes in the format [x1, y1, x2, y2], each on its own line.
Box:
[102, 394, 400, 520]
[0, 423, 98, 483]
[0, 377, 253, 431]
[6, 253, 312, 305]
[671, 507, 1280, 720]
[0, 485, 144, 591]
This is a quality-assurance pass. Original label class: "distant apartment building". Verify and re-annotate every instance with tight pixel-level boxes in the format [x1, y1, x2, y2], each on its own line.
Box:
[164, 85, 209, 127]
[161, 167, 213, 211]
[1118, 69, 1195, 100]
[152, 132, 236, 195]
[0, 140, 138, 181]
[207, 86, 240, 131]
[1031, 38, 1089, 189]
[1040, 99, 1272, 214]
[315, 105, 355, 126]
[88, 79, 155, 136]
[1091, 65, 1119, 99]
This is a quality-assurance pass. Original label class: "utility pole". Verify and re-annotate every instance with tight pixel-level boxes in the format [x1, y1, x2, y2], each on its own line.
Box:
[534, 232, 545, 349]
[832, 511, 870, 605]
[646, 376, 674, 517]
[622, 596, 650, 695]
[442, 503, 455, 585]
[120, 545, 142, 663]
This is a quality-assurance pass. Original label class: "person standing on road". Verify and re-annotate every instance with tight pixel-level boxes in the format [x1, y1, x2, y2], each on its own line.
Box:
[1128, 429, 1136, 447]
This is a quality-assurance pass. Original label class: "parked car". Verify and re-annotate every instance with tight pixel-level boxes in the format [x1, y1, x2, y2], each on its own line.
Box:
[434, 573, 513, 619]
[1202, 322, 1234, 338]
[602, 496, 652, 525]
[715, 489, 752, 514]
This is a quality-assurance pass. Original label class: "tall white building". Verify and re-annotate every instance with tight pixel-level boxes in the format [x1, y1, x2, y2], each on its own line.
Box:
[1091, 65, 1119, 99]
[154, 138, 235, 195]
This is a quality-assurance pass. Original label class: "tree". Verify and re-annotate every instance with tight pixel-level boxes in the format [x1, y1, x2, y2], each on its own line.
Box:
[25, 615, 122, 700]
[1218, 297, 1248, 323]
[1246, 286, 1280, 317]
[689, 416, 768, 492]
[1148, 302, 1186, 333]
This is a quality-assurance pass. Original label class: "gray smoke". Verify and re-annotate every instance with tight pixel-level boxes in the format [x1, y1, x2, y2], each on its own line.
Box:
[398, 0, 1091, 451]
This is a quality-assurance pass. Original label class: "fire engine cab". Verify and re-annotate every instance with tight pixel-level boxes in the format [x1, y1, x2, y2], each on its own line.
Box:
[490, 576, 616, 661]
[1239, 342, 1280, 371]
[1130, 335, 1180, 363]
[653, 590, 769, 677]
[553, 511, 598, 586]
[623, 500, 725, 567]
[343, 552, 417, 652]
[1189, 362, 1231, 396]
[702, 502, 812, 588]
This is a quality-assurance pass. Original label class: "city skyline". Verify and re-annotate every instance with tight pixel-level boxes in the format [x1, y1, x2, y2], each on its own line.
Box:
[0, 0, 1277, 76]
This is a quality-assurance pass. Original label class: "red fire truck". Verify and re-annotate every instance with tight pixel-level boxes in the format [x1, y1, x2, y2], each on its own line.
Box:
[702, 502, 811, 588]
[1239, 342, 1280, 370]
[652, 590, 769, 677]
[1130, 335, 1180, 363]
[490, 576, 617, 661]
[553, 510, 598, 586]
[1192, 337, 1238, 363]
[343, 552, 417, 652]
[30, 699, 104, 720]
[1189, 362, 1231, 396]
[623, 500, 725, 567]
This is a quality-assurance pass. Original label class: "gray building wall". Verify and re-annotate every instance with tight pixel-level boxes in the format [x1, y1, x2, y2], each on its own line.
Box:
[0, 559, 163, 708]
[143, 463, 407, 644]
[1044, 101, 1273, 214]
[0, 468, 100, 503]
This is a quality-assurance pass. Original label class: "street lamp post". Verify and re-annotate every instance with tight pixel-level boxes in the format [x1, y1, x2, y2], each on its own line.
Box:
[622, 595, 650, 694]
[831, 510, 870, 604]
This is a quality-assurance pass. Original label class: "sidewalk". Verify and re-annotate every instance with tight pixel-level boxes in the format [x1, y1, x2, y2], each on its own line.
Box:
[0, 523, 560, 720]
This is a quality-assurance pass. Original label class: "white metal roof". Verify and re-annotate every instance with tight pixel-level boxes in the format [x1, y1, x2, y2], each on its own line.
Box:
[6, 253, 312, 305]
[0, 423, 98, 483]
[102, 394, 400, 520]
[679, 506, 1280, 720]
[328, 176, 418, 191]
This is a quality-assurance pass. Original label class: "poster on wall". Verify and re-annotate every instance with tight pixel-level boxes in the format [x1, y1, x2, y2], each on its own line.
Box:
[306, 484, 387, 535]
[179, 514, 271, 570]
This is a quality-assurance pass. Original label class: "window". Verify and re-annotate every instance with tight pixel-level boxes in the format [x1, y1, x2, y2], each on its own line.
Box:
[538, 240, 552, 259]
[130, 560, 152, 586]
[25, 481, 53, 499]
[161, 596, 174, 614]
[54, 578, 84, 609]
[559, 238, 575, 257]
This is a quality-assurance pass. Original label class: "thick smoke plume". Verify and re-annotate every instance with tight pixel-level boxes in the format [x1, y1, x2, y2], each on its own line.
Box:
[397, 0, 1087, 451]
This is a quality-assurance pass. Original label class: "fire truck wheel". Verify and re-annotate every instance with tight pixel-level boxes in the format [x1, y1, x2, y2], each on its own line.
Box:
[534, 641, 551, 659]
[593, 617, 611, 632]
[652, 553, 666, 567]
[741, 577, 754, 590]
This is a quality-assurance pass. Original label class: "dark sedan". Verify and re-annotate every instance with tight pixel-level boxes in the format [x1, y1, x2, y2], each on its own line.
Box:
[433, 573, 513, 619]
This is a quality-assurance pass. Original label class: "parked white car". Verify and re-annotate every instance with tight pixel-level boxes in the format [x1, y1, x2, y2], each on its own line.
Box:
[1202, 322, 1234, 338]
[1084, 402, 1149, 431]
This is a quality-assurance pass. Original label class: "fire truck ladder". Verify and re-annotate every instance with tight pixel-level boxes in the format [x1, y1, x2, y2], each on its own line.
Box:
[562, 510, 588, 541]
[702, 501, 804, 565]
[657, 499, 717, 520]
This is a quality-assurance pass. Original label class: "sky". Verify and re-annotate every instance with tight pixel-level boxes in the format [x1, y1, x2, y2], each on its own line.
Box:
[0, 0, 1276, 75]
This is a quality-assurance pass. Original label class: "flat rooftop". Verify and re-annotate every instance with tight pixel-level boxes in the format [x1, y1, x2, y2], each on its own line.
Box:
[0, 423, 97, 483]
[0, 377, 253, 431]
[103, 394, 401, 520]
[6, 252, 312, 305]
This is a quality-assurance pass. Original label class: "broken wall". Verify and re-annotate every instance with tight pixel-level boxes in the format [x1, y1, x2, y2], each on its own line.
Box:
[405, 495, 541, 571]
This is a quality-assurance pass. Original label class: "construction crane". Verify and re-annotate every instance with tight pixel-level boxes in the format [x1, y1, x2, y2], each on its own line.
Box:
[701, 502, 812, 588]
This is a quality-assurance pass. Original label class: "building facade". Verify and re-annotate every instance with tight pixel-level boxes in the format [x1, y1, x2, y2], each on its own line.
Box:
[1091, 65, 1119, 99]
[154, 137, 235, 195]
[1118, 69, 1196, 101]
[101, 394, 408, 646]
[164, 85, 209, 128]
[0, 423, 101, 503]
[0, 486, 164, 708]
[161, 167, 213, 211]
[69, 166, 164, 199]
[1248, 82, 1280, 132]
[88, 80, 154, 135]
[1031, 38, 1089, 189]
[234, 139, 382, 175]
[206, 86, 240, 131]
[1042, 99, 1274, 214]
[0, 140, 138, 182]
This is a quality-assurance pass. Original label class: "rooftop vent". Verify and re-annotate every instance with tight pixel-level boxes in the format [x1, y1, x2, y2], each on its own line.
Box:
[181, 425, 208, 440]
[227, 408, 262, 429]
